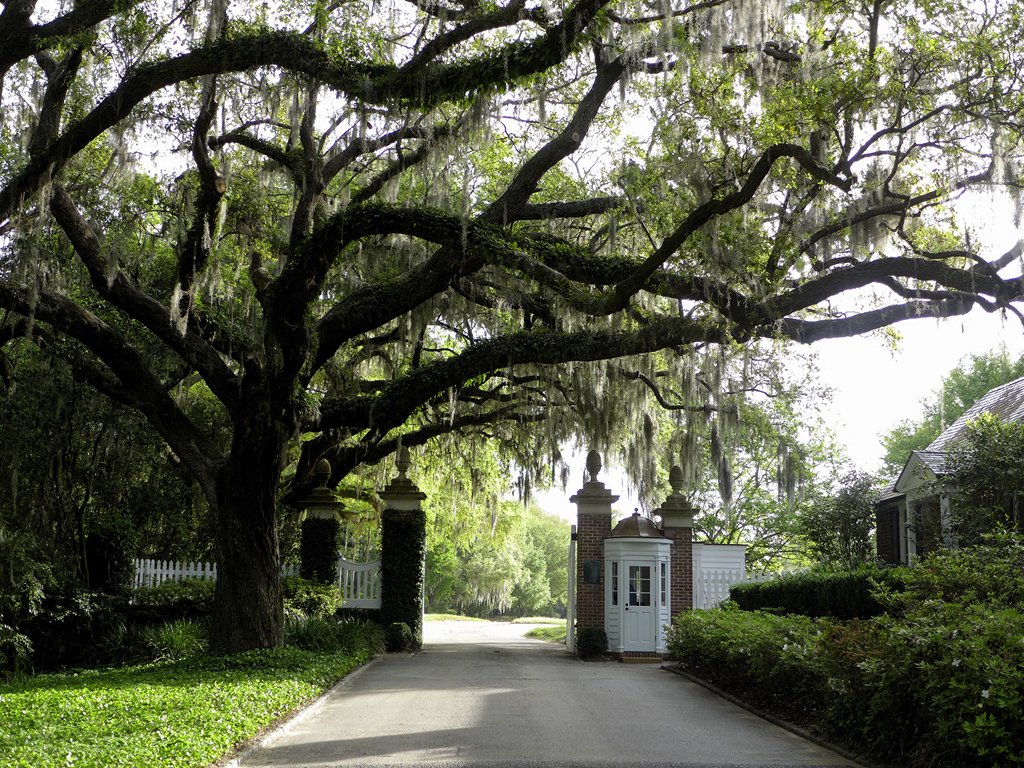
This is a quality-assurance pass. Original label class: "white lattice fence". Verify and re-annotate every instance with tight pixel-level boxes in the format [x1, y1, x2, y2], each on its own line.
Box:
[693, 568, 776, 609]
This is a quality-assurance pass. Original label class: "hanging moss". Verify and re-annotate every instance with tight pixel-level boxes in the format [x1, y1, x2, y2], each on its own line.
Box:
[380, 507, 426, 648]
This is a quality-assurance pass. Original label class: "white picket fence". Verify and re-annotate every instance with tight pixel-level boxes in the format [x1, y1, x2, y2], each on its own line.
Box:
[693, 567, 775, 610]
[133, 556, 382, 609]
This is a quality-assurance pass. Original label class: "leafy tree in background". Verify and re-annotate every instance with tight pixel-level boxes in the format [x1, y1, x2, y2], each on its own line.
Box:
[419, 437, 568, 617]
[2, 0, 1023, 650]
[881, 349, 1024, 474]
[945, 414, 1024, 546]
[0, 344, 211, 585]
[799, 470, 877, 566]
[637, 343, 837, 569]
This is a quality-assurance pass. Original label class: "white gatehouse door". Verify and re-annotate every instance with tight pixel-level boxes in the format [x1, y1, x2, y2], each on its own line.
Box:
[623, 562, 656, 651]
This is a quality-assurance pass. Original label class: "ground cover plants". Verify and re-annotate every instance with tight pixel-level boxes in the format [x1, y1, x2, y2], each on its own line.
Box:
[524, 625, 566, 643]
[0, 625, 381, 768]
[667, 535, 1024, 768]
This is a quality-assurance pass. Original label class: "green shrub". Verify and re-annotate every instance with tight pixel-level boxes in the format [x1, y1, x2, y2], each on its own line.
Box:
[140, 619, 208, 661]
[729, 564, 905, 619]
[333, 618, 385, 656]
[282, 576, 344, 619]
[575, 626, 607, 658]
[832, 602, 1024, 766]
[881, 532, 1024, 615]
[384, 621, 414, 652]
[96, 619, 145, 665]
[19, 590, 125, 670]
[667, 608, 824, 721]
[0, 526, 52, 627]
[132, 578, 216, 617]
[0, 623, 32, 676]
[671, 538, 1024, 768]
[286, 616, 384, 654]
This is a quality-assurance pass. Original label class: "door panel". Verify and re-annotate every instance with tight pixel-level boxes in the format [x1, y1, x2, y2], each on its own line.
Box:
[623, 563, 655, 650]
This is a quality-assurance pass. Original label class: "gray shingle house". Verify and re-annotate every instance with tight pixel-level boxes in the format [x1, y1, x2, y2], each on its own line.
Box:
[876, 376, 1024, 564]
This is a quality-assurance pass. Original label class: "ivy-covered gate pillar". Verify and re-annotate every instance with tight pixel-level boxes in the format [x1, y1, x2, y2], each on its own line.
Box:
[379, 447, 427, 648]
[299, 458, 344, 583]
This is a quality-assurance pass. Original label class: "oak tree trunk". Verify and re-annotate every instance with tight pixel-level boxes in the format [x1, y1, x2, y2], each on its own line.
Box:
[209, 419, 288, 653]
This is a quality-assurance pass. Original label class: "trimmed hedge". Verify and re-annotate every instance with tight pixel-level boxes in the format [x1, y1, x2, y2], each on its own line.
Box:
[670, 538, 1024, 768]
[384, 621, 414, 652]
[729, 564, 906, 619]
[576, 626, 607, 658]
[667, 609, 822, 723]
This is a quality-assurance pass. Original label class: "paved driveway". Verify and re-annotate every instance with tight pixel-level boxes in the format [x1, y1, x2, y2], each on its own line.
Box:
[237, 620, 860, 768]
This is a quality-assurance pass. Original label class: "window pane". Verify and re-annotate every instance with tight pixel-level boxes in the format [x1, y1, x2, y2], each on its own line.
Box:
[629, 565, 651, 606]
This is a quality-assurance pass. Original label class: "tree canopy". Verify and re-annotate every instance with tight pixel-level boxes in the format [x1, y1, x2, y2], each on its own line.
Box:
[3, 0, 1024, 650]
[881, 348, 1024, 474]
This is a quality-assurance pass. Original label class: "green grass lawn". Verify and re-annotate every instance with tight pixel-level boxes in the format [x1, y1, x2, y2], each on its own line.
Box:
[525, 625, 567, 643]
[0, 646, 373, 768]
[510, 616, 564, 624]
[423, 613, 488, 622]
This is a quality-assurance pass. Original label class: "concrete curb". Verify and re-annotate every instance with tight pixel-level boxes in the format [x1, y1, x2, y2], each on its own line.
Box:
[216, 655, 381, 768]
[661, 663, 881, 768]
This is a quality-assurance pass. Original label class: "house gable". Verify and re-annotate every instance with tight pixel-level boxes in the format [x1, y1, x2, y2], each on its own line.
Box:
[877, 375, 1024, 564]
[894, 451, 941, 495]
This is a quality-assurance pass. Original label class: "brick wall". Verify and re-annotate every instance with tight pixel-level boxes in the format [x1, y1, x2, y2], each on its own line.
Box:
[663, 525, 693, 621]
[575, 512, 610, 631]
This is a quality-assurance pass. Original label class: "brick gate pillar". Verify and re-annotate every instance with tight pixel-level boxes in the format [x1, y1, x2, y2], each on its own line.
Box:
[570, 450, 617, 644]
[657, 465, 697, 625]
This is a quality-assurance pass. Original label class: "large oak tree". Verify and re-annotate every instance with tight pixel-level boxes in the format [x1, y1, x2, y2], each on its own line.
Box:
[2, 0, 1022, 651]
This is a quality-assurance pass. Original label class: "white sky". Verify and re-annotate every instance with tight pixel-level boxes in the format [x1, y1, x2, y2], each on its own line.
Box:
[813, 309, 1024, 472]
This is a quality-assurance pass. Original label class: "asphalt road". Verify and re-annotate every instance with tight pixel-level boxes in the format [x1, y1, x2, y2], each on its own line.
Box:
[236, 620, 860, 768]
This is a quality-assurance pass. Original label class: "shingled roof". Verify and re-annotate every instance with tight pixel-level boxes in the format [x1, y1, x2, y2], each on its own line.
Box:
[881, 377, 1024, 502]
[926, 375, 1024, 452]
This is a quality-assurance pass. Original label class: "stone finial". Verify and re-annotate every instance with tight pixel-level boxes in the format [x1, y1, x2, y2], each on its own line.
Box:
[313, 458, 332, 487]
[302, 458, 343, 519]
[660, 463, 696, 530]
[669, 465, 684, 494]
[396, 446, 411, 479]
[570, 449, 618, 509]
[380, 445, 426, 509]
